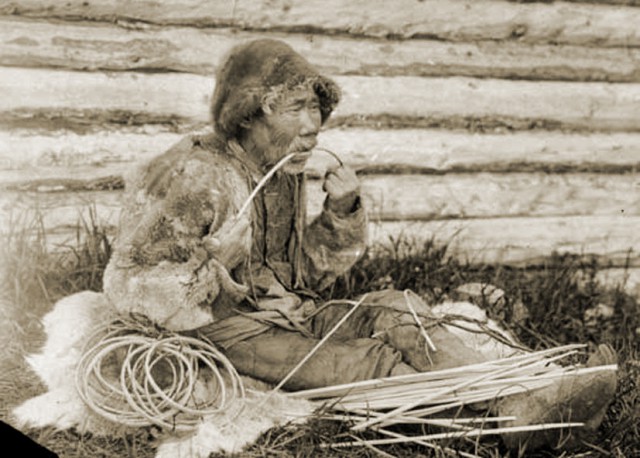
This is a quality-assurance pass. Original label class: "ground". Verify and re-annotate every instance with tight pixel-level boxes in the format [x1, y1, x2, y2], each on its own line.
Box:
[1, 214, 638, 457]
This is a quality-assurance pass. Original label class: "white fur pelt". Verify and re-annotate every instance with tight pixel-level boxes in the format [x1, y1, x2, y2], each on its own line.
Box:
[156, 379, 313, 458]
[12, 291, 315, 457]
[12, 291, 120, 434]
[431, 301, 523, 360]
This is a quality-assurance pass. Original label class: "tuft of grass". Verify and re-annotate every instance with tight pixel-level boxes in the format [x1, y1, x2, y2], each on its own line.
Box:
[1, 207, 110, 314]
[1, 220, 638, 457]
[326, 236, 455, 303]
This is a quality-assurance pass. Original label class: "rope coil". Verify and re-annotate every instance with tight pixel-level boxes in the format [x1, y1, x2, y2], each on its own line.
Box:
[75, 318, 245, 431]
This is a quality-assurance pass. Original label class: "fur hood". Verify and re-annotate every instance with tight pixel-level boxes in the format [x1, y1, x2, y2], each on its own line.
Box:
[211, 39, 341, 140]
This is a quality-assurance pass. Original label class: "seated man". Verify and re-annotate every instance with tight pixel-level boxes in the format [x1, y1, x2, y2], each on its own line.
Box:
[103, 39, 616, 450]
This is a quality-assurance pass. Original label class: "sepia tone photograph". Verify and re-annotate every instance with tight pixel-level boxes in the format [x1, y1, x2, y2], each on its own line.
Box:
[0, 0, 639, 456]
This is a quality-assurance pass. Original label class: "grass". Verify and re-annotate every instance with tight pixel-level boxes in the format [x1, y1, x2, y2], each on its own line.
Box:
[1, 212, 638, 458]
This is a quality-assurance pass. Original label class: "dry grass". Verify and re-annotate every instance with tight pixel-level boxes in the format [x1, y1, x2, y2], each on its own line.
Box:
[1, 211, 638, 457]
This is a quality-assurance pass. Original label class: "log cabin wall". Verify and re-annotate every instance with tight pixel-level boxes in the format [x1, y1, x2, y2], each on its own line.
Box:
[0, 0, 638, 295]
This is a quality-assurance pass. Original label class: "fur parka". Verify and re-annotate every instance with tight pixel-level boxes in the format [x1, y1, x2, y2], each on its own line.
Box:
[103, 133, 367, 331]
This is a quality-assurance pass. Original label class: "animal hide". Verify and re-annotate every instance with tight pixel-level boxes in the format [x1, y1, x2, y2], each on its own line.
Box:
[12, 291, 314, 457]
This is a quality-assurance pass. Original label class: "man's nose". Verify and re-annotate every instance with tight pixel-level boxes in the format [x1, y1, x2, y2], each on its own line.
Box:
[299, 108, 320, 136]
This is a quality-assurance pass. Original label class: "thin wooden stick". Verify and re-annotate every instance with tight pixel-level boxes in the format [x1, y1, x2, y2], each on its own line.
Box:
[322, 414, 518, 425]
[377, 429, 482, 458]
[403, 289, 437, 353]
[315, 147, 344, 166]
[236, 152, 296, 219]
[268, 294, 369, 395]
[348, 434, 398, 458]
[328, 422, 585, 448]
[324, 412, 472, 431]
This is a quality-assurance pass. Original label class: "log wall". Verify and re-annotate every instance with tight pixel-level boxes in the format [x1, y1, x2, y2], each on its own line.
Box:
[0, 0, 638, 295]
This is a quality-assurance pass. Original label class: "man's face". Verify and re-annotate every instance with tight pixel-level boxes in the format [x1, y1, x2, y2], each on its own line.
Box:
[244, 86, 322, 174]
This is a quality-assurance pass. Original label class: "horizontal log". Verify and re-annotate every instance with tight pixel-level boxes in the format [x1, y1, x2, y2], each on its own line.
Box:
[5, 209, 638, 267]
[2, 68, 640, 133]
[0, 127, 183, 182]
[2, 128, 639, 182]
[2, 174, 638, 238]
[1, 1, 639, 46]
[2, 18, 640, 82]
[355, 173, 640, 220]
[544, 1, 640, 5]
[372, 215, 639, 267]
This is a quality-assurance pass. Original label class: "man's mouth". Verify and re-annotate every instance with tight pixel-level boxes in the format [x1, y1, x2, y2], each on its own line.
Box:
[292, 136, 317, 153]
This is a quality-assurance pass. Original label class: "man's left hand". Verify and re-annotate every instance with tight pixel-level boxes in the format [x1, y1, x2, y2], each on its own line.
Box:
[323, 165, 360, 215]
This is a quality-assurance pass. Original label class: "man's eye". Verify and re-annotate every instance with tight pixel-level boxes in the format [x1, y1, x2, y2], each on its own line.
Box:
[286, 104, 304, 113]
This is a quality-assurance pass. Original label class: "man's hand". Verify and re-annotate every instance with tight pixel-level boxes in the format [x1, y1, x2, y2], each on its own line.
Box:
[203, 215, 251, 268]
[323, 165, 360, 215]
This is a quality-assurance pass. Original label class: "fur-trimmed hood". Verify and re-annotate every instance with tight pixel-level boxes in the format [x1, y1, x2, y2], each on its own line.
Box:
[211, 39, 341, 140]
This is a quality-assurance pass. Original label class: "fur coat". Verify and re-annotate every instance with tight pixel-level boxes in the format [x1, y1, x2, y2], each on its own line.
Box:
[103, 133, 368, 331]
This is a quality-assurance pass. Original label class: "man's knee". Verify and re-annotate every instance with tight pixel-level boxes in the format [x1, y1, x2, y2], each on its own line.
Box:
[311, 304, 383, 340]
[223, 331, 406, 390]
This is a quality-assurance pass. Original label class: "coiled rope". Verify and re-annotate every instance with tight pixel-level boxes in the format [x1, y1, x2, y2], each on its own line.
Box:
[75, 318, 245, 432]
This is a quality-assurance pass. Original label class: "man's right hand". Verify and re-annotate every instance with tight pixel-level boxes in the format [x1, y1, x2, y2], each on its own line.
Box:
[203, 215, 251, 268]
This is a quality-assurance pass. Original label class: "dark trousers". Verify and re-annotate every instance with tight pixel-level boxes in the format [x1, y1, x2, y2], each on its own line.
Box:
[199, 290, 488, 390]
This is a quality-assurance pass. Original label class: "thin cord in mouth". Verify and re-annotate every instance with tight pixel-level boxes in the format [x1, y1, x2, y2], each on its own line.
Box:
[314, 147, 344, 167]
[236, 152, 297, 219]
[235, 147, 346, 220]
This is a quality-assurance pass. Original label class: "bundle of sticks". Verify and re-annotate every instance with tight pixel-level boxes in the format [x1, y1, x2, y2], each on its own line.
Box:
[288, 344, 617, 454]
